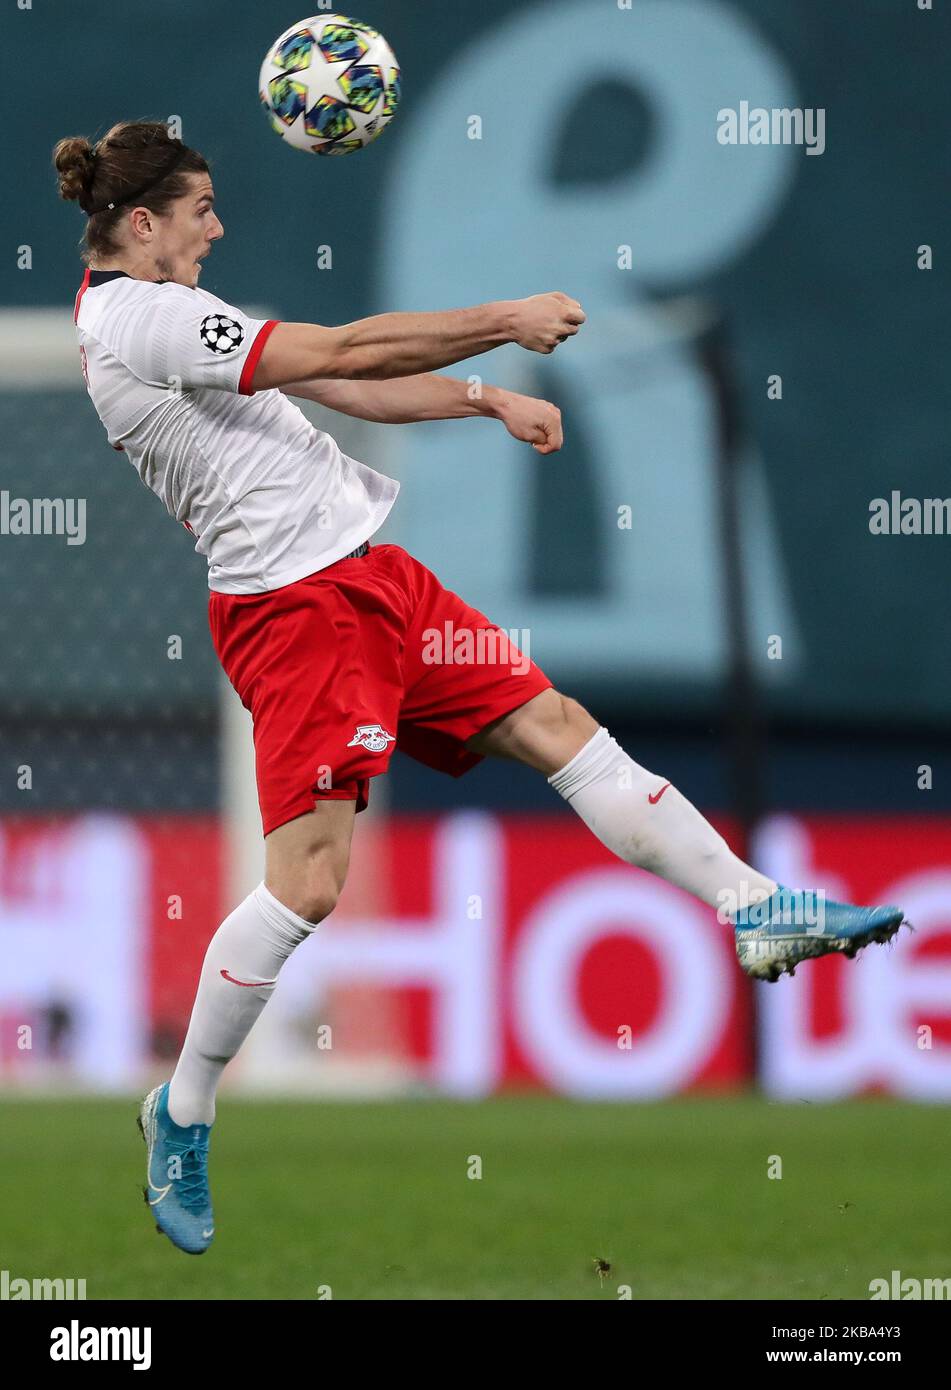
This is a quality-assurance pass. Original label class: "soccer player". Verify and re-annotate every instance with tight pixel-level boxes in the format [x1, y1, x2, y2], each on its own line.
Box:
[55, 123, 903, 1255]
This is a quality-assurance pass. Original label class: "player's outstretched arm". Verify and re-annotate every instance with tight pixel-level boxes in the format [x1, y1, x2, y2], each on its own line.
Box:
[250, 291, 585, 391]
[281, 373, 499, 422]
[281, 375, 564, 453]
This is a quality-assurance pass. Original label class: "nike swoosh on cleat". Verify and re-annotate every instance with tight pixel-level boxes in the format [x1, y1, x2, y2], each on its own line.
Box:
[143, 1119, 172, 1204]
[202, 1229, 214, 1239]
[220, 969, 279, 987]
[648, 783, 671, 805]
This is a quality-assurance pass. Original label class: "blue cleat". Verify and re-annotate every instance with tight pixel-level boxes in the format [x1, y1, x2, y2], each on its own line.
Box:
[138, 1082, 214, 1255]
[732, 885, 905, 983]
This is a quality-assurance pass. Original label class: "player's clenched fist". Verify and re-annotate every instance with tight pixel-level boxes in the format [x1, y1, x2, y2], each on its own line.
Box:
[494, 392, 564, 454]
[510, 292, 586, 353]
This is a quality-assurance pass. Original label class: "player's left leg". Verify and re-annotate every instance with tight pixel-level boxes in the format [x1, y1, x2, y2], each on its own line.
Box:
[465, 688, 904, 980]
[141, 800, 355, 1255]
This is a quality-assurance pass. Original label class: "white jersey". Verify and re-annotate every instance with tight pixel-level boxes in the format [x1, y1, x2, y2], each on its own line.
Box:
[73, 269, 399, 593]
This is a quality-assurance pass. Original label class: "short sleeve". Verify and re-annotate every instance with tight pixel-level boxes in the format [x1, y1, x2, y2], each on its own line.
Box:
[111, 283, 280, 395]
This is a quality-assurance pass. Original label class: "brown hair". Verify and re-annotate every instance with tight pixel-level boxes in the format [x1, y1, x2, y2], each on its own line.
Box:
[53, 121, 210, 265]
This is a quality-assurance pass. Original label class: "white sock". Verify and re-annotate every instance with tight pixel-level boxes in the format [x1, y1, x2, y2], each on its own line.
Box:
[547, 727, 777, 913]
[167, 882, 319, 1126]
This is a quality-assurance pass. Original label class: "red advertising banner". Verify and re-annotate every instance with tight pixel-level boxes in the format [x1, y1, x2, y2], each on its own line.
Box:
[1, 812, 949, 1098]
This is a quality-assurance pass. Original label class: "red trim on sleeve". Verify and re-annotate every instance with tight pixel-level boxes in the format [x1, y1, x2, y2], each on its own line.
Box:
[239, 319, 281, 396]
[73, 268, 91, 324]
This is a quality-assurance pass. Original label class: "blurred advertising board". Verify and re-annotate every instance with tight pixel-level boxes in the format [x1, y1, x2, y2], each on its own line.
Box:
[1, 813, 949, 1099]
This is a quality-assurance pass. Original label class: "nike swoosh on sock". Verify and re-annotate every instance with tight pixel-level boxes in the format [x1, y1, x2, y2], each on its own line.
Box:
[219, 969, 279, 987]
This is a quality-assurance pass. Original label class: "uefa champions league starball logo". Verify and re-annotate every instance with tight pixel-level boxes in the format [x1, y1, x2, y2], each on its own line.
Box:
[199, 315, 246, 355]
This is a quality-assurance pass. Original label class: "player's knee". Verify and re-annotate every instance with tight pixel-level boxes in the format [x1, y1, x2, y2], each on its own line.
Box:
[269, 860, 346, 925]
[555, 692, 590, 728]
[498, 691, 596, 775]
[283, 882, 340, 925]
[520, 688, 583, 735]
[545, 691, 597, 743]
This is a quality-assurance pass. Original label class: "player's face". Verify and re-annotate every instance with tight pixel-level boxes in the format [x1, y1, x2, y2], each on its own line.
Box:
[153, 174, 224, 288]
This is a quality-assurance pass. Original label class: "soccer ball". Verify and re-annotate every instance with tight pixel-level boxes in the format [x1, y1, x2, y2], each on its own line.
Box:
[259, 14, 401, 156]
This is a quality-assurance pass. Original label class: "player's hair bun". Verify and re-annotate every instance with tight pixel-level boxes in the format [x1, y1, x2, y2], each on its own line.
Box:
[53, 136, 98, 207]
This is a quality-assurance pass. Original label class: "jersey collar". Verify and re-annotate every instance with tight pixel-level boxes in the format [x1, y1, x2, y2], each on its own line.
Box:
[87, 269, 132, 286]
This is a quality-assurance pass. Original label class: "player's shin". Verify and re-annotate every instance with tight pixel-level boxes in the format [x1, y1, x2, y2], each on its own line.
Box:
[167, 882, 320, 1126]
[546, 726, 777, 914]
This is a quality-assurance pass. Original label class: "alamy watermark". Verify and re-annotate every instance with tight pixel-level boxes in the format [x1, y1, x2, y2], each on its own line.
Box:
[50, 1321, 151, 1370]
[869, 1270, 951, 1300]
[421, 621, 531, 676]
[717, 101, 825, 156]
[717, 885, 827, 930]
[2, 1267, 87, 1299]
[0, 491, 86, 545]
[869, 492, 951, 535]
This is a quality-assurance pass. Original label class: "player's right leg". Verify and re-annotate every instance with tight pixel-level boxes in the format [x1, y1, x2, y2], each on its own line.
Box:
[465, 690, 905, 983]
[140, 800, 355, 1254]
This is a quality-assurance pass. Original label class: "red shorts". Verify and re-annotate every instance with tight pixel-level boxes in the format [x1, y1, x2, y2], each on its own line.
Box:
[208, 542, 553, 836]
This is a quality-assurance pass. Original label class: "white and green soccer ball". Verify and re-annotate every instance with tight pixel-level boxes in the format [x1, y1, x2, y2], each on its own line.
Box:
[259, 14, 401, 156]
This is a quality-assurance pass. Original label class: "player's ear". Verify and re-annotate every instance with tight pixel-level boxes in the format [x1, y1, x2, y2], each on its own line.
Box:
[128, 206, 154, 239]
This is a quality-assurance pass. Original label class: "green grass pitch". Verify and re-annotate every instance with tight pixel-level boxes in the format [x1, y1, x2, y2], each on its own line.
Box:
[0, 1096, 945, 1300]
